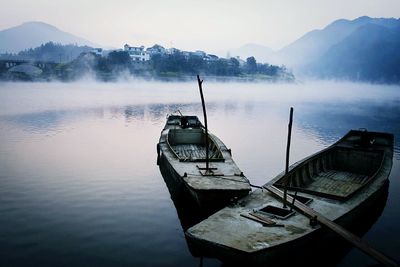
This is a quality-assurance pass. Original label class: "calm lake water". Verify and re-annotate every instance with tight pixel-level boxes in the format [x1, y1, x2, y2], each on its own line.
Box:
[0, 81, 399, 267]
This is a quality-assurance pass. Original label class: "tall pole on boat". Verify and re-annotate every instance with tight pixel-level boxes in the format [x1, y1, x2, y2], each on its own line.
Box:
[283, 107, 294, 208]
[197, 75, 209, 172]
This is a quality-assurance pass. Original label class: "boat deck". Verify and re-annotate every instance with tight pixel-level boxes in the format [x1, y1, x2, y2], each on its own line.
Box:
[159, 127, 250, 192]
[274, 146, 384, 200]
[304, 170, 368, 198]
[185, 130, 394, 263]
[171, 144, 222, 161]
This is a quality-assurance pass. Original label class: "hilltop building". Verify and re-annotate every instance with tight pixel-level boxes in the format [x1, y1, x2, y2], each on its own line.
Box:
[146, 44, 166, 55]
[120, 44, 220, 62]
[124, 44, 150, 62]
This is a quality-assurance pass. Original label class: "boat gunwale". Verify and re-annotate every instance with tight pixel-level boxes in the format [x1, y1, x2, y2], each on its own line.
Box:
[273, 130, 392, 201]
[274, 146, 386, 201]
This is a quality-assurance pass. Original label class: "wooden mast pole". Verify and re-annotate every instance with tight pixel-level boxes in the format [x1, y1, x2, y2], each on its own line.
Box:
[283, 107, 294, 208]
[197, 75, 209, 172]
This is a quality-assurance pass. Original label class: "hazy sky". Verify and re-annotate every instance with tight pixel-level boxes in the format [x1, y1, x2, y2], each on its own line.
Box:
[1, 0, 399, 52]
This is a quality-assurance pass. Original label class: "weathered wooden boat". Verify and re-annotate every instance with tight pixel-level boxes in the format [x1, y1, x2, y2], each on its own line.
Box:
[157, 114, 251, 209]
[186, 130, 395, 266]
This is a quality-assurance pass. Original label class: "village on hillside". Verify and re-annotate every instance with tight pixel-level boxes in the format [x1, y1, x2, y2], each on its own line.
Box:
[0, 42, 294, 82]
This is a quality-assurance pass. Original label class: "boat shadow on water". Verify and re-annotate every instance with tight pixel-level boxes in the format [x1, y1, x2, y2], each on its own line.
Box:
[159, 157, 390, 267]
[158, 158, 218, 231]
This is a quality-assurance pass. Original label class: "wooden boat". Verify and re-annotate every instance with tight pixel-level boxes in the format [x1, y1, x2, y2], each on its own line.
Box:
[157, 114, 251, 209]
[186, 130, 395, 266]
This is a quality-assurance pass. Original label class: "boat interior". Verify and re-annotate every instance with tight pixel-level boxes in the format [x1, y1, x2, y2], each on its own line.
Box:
[167, 128, 224, 162]
[274, 147, 384, 200]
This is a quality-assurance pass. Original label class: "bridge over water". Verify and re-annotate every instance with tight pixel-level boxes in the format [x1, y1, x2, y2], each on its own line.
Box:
[0, 59, 58, 70]
[0, 59, 59, 79]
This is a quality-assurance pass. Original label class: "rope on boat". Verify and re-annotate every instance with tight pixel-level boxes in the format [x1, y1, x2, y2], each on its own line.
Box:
[249, 183, 264, 189]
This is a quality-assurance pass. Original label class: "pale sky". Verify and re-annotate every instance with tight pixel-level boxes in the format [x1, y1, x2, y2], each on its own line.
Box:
[0, 0, 399, 52]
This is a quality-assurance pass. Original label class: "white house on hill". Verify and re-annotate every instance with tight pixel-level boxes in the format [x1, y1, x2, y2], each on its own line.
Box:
[146, 44, 166, 55]
[124, 44, 150, 62]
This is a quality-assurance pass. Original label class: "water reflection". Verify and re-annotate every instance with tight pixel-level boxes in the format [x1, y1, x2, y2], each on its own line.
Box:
[123, 105, 145, 122]
[297, 101, 400, 158]
[0, 82, 399, 267]
[0, 102, 219, 134]
[158, 163, 212, 231]
[1, 97, 399, 155]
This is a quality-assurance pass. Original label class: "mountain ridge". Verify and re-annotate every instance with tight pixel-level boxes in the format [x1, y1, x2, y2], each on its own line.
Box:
[0, 21, 100, 53]
[1, 17, 399, 83]
[277, 16, 400, 67]
[306, 23, 400, 83]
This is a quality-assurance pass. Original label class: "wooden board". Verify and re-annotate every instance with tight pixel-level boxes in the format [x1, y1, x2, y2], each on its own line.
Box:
[305, 170, 368, 198]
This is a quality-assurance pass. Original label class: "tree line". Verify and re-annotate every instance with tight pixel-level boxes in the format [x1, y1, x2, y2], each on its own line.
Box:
[66, 50, 293, 81]
[0, 42, 294, 82]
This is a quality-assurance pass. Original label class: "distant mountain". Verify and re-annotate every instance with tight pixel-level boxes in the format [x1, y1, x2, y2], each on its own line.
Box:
[223, 43, 277, 64]
[223, 16, 400, 73]
[278, 16, 400, 67]
[306, 23, 400, 83]
[0, 21, 100, 53]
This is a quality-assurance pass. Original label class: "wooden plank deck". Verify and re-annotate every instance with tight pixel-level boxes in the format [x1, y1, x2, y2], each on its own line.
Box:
[171, 144, 221, 160]
[305, 170, 368, 198]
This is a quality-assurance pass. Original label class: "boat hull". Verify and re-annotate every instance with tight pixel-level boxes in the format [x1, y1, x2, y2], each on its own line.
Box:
[186, 180, 389, 266]
[158, 149, 250, 210]
[185, 130, 394, 265]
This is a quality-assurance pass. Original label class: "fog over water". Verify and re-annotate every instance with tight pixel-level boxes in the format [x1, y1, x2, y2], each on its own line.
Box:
[0, 80, 399, 267]
[0, 80, 399, 116]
